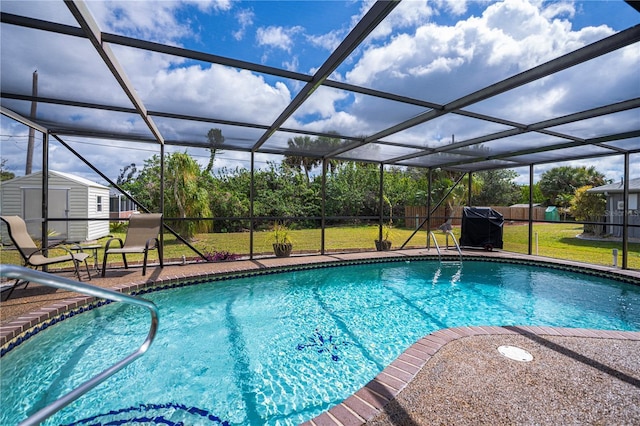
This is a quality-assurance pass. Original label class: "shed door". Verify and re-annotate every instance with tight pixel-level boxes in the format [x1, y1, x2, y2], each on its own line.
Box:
[23, 188, 69, 239]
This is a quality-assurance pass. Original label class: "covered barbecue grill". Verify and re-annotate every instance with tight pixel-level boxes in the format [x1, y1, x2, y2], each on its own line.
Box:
[459, 207, 504, 250]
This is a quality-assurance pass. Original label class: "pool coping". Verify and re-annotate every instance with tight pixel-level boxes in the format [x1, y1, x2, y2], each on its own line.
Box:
[301, 325, 640, 426]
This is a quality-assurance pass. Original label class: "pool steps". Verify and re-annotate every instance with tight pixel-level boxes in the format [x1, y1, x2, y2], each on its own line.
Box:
[429, 230, 462, 262]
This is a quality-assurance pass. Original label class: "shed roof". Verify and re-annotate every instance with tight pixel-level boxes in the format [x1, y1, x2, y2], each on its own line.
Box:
[2, 170, 109, 189]
[587, 177, 640, 194]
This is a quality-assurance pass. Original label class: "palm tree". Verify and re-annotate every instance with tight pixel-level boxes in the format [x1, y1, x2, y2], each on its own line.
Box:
[205, 128, 225, 174]
[315, 132, 345, 174]
[283, 136, 320, 183]
[165, 152, 212, 239]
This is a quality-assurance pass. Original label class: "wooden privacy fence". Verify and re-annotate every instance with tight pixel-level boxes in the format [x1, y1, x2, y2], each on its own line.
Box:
[404, 206, 546, 229]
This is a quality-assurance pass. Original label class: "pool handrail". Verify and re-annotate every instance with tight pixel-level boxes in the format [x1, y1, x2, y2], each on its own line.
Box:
[428, 231, 442, 262]
[428, 231, 463, 263]
[0, 264, 160, 426]
[445, 231, 463, 262]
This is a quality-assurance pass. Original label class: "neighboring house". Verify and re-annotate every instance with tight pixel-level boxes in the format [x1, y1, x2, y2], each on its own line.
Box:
[0, 170, 110, 242]
[109, 189, 138, 219]
[587, 178, 640, 239]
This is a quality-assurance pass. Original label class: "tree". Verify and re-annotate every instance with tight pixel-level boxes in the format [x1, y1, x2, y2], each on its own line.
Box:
[570, 185, 606, 236]
[428, 170, 469, 218]
[404, 167, 431, 206]
[120, 155, 162, 212]
[384, 167, 422, 226]
[165, 152, 212, 239]
[0, 159, 15, 181]
[205, 128, 225, 174]
[325, 162, 378, 221]
[206, 167, 250, 232]
[118, 153, 211, 239]
[473, 169, 521, 206]
[253, 162, 320, 224]
[539, 166, 608, 206]
[315, 132, 345, 173]
[556, 193, 574, 220]
[519, 183, 545, 204]
[283, 136, 321, 183]
[117, 163, 137, 185]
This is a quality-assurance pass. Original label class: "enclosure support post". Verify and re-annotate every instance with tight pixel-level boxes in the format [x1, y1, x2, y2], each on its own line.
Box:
[378, 163, 384, 244]
[528, 164, 534, 255]
[42, 132, 49, 266]
[468, 172, 473, 207]
[159, 143, 165, 255]
[427, 168, 432, 249]
[249, 151, 255, 260]
[622, 152, 629, 269]
[321, 158, 327, 255]
[26, 70, 38, 175]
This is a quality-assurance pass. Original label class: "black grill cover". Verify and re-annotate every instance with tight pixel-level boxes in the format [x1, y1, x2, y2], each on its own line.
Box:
[459, 207, 504, 249]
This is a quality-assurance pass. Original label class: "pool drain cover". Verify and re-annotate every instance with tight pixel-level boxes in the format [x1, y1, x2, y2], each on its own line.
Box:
[498, 345, 533, 362]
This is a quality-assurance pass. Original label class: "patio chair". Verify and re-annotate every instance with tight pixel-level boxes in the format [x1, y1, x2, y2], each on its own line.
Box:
[438, 218, 453, 232]
[101, 213, 163, 277]
[0, 215, 91, 301]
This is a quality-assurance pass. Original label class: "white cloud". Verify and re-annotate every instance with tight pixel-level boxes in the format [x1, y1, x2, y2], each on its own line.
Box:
[87, 1, 191, 43]
[233, 8, 255, 41]
[344, 0, 621, 113]
[282, 56, 300, 73]
[368, 0, 436, 40]
[86, 1, 233, 44]
[256, 25, 304, 52]
[286, 110, 365, 137]
[292, 87, 350, 121]
[1, 26, 132, 104]
[307, 31, 345, 52]
[1, 1, 76, 25]
[0, 118, 35, 176]
[437, 0, 470, 16]
[193, 0, 233, 12]
[146, 64, 292, 123]
[540, 0, 575, 21]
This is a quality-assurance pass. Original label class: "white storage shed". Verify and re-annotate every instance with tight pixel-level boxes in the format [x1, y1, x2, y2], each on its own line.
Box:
[0, 170, 110, 242]
[588, 178, 640, 239]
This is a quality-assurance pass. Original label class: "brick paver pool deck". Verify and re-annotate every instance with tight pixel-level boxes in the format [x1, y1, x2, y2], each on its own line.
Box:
[2, 249, 639, 425]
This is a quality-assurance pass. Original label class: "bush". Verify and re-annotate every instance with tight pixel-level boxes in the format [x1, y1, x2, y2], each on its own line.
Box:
[109, 221, 128, 233]
[200, 250, 240, 262]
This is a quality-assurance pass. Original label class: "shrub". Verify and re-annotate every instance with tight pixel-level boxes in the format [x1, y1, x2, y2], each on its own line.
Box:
[110, 221, 128, 233]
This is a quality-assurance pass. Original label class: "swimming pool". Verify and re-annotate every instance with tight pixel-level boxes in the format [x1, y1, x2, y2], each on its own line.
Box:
[2, 259, 639, 425]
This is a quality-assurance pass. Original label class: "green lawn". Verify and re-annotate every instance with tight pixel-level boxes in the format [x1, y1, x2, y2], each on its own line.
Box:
[2, 223, 638, 270]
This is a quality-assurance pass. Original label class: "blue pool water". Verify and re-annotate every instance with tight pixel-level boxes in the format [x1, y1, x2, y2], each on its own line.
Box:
[2, 260, 639, 425]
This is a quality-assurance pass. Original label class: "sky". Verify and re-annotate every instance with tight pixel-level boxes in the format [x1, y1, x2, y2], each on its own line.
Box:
[1, 0, 639, 187]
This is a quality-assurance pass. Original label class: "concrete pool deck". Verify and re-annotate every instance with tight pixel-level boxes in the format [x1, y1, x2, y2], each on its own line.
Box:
[2, 249, 640, 425]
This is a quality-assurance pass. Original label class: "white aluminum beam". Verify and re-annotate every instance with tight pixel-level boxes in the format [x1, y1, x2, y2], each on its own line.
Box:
[1, 106, 48, 133]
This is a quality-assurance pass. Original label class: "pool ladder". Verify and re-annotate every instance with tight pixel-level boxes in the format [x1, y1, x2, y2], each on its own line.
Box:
[429, 231, 463, 263]
[0, 264, 159, 426]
